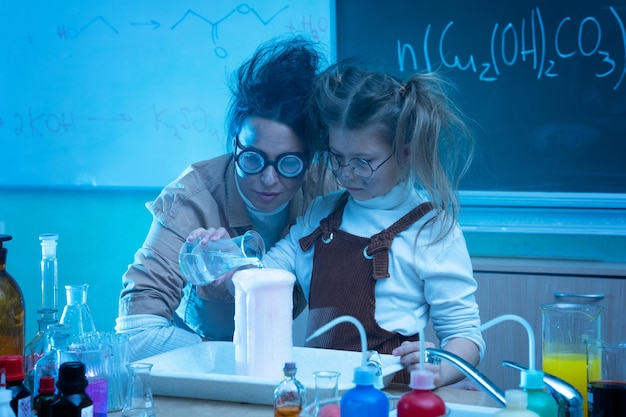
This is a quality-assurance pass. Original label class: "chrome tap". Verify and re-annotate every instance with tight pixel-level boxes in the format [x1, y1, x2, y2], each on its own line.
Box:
[423, 348, 583, 417]
[502, 361, 583, 417]
[424, 348, 506, 406]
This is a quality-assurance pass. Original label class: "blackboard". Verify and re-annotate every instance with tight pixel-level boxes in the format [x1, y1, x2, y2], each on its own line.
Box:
[0, 1, 334, 188]
[336, 1, 626, 193]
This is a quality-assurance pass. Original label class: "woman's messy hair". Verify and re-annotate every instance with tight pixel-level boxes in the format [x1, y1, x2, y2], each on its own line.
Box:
[226, 35, 325, 163]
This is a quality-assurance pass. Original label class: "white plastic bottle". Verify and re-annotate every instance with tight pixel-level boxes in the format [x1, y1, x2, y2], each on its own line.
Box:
[494, 390, 540, 417]
[0, 387, 16, 417]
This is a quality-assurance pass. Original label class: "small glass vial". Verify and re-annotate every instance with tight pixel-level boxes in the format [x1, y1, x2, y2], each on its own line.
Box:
[33, 376, 55, 417]
[122, 363, 155, 417]
[50, 362, 93, 417]
[0, 355, 31, 417]
[274, 362, 306, 417]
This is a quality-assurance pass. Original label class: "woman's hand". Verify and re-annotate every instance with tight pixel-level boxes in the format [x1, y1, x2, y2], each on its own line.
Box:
[392, 340, 441, 386]
[186, 227, 231, 244]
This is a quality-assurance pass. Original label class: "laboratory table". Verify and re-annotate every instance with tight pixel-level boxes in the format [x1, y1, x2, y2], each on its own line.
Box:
[109, 385, 500, 416]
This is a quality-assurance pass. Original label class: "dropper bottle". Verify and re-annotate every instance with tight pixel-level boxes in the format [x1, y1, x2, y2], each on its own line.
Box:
[306, 316, 388, 417]
[519, 369, 558, 417]
[341, 366, 388, 417]
[397, 329, 446, 417]
[480, 315, 558, 417]
[494, 390, 540, 417]
[0, 373, 16, 417]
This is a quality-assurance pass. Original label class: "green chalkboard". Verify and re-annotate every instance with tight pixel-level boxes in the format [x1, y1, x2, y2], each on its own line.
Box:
[336, 0, 626, 193]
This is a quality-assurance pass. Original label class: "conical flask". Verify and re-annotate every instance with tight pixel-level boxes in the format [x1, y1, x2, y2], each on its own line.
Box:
[59, 283, 97, 346]
[123, 363, 156, 417]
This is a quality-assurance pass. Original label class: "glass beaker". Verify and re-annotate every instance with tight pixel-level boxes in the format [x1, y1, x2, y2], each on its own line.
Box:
[72, 342, 110, 417]
[179, 230, 265, 286]
[541, 302, 603, 417]
[313, 371, 341, 403]
[123, 362, 156, 417]
[59, 284, 97, 345]
[586, 340, 626, 417]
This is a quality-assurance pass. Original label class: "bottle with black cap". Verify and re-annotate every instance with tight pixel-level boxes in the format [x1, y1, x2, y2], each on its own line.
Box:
[50, 362, 93, 417]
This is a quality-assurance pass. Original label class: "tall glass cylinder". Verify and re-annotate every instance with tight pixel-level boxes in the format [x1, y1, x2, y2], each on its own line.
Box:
[39, 233, 59, 317]
[24, 233, 60, 392]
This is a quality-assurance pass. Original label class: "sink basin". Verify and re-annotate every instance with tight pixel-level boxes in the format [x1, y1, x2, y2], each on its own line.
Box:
[446, 402, 500, 416]
[144, 341, 402, 405]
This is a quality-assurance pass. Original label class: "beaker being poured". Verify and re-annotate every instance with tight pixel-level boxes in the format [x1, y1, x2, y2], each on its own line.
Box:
[179, 230, 265, 286]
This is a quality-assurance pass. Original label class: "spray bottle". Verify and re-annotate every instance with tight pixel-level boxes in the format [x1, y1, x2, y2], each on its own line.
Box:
[480, 315, 558, 417]
[396, 328, 446, 417]
[307, 316, 389, 417]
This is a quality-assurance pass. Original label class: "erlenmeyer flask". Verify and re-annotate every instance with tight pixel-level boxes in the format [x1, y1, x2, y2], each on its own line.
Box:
[123, 363, 156, 417]
[59, 284, 97, 345]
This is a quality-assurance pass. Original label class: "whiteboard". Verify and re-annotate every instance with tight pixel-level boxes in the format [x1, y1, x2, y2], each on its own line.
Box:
[0, 1, 334, 188]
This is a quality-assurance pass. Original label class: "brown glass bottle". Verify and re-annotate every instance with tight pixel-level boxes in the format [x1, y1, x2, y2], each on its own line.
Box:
[0, 235, 25, 356]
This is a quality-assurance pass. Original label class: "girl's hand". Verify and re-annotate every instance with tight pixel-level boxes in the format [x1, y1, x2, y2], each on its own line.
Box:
[186, 227, 231, 245]
[392, 340, 441, 387]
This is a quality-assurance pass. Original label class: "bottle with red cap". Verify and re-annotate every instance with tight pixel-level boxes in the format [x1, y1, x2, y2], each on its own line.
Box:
[0, 355, 31, 417]
[397, 369, 446, 417]
[33, 376, 55, 417]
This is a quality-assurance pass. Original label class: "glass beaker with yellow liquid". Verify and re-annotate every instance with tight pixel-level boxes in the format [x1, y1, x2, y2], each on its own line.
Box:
[541, 302, 603, 417]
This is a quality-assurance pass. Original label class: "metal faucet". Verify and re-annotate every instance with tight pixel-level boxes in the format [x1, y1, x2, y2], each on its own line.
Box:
[424, 348, 506, 406]
[502, 361, 583, 417]
[424, 348, 584, 417]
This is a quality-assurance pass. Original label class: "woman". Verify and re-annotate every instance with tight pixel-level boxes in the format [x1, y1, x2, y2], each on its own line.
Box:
[115, 36, 337, 362]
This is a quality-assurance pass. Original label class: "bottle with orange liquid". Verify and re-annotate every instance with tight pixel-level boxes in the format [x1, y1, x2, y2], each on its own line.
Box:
[273, 362, 306, 417]
[0, 235, 25, 356]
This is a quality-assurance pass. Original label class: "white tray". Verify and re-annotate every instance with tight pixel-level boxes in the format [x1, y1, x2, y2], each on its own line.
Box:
[144, 341, 403, 405]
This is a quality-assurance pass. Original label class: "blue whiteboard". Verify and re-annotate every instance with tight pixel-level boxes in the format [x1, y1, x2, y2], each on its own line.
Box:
[0, 1, 334, 188]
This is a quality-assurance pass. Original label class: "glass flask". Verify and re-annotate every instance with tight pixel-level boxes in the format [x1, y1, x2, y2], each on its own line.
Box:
[59, 284, 97, 346]
[33, 323, 81, 396]
[24, 313, 56, 394]
[123, 363, 156, 417]
[273, 362, 306, 417]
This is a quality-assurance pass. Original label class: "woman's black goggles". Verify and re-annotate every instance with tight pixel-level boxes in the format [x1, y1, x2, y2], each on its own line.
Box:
[234, 137, 307, 178]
